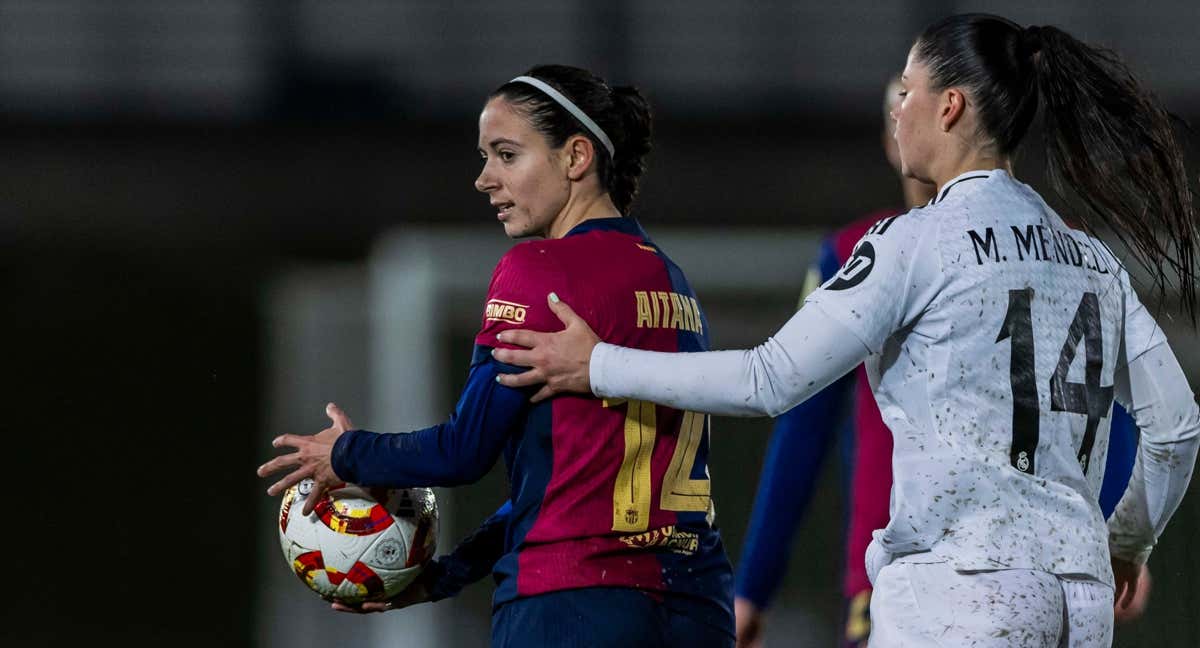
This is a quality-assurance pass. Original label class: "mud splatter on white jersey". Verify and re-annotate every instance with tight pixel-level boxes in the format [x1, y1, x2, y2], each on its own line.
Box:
[806, 169, 1162, 584]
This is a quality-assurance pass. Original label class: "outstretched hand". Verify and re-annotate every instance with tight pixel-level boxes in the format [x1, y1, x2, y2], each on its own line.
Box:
[492, 293, 599, 402]
[257, 402, 354, 515]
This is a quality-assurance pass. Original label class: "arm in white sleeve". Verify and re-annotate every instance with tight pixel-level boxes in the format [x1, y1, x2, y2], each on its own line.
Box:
[1107, 342, 1200, 564]
[589, 302, 870, 418]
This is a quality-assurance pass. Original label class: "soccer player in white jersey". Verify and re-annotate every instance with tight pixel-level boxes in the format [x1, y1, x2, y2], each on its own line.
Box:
[490, 13, 1200, 648]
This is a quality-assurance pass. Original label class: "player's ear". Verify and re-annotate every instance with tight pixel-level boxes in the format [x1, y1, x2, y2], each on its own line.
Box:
[563, 134, 595, 181]
[940, 87, 966, 132]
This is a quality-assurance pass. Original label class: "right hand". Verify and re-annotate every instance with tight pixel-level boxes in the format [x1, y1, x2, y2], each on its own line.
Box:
[330, 564, 435, 614]
[1112, 557, 1152, 623]
[492, 293, 599, 402]
[735, 596, 766, 648]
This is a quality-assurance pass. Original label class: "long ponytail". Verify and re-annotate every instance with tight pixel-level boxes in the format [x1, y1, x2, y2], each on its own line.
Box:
[1032, 26, 1197, 319]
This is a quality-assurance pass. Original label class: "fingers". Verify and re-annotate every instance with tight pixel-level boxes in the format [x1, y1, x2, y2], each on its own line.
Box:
[496, 369, 546, 389]
[1118, 579, 1136, 610]
[256, 451, 300, 478]
[492, 346, 537, 366]
[331, 601, 380, 614]
[546, 292, 581, 326]
[326, 402, 354, 431]
[495, 329, 541, 350]
[530, 385, 555, 403]
[266, 466, 312, 497]
[1113, 581, 1129, 611]
[271, 434, 302, 451]
[301, 481, 331, 516]
[331, 600, 391, 614]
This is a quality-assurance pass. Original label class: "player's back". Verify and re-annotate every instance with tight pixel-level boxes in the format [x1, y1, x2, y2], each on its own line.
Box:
[862, 170, 1129, 584]
[475, 216, 732, 615]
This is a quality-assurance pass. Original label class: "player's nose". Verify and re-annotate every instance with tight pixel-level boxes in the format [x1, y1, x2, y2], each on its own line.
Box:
[475, 165, 497, 193]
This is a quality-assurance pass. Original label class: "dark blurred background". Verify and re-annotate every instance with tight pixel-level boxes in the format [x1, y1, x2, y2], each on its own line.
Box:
[5, 2, 1199, 647]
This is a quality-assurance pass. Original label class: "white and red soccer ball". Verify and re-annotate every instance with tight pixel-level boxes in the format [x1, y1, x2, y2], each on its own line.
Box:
[278, 480, 438, 603]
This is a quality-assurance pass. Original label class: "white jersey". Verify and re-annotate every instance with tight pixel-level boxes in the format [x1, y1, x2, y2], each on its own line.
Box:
[804, 169, 1162, 584]
[590, 167, 1196, 587]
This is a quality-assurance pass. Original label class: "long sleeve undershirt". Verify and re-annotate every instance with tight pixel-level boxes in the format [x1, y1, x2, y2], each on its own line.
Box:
[590, 302, 869, 418]
[1108, 344, 1200, 564]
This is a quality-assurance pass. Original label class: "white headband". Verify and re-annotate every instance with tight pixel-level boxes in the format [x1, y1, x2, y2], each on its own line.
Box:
[509, 75, 615, 159]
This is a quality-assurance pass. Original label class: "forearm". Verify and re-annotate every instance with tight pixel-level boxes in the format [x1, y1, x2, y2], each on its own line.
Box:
[1108, 344, 1200, 563]
[333, 424, 497, 488]
[332, 351, 528, 487]
[590, 303, 869, 417]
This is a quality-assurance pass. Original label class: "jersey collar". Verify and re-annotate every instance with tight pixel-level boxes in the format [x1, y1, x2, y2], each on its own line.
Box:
[563, 216, 648, 239]
[933, 169, 1003, 204]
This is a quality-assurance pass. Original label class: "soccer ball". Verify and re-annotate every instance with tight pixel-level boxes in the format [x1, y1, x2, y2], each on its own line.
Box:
[278, 479, 438, 603]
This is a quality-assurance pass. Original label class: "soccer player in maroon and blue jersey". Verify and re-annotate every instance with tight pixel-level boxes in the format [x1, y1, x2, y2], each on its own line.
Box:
[258, 65, 734, 648]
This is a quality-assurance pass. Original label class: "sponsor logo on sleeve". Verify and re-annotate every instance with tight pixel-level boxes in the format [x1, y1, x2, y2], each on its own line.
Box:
[484, 299, 528, 325]
[827, 241, 875, 290]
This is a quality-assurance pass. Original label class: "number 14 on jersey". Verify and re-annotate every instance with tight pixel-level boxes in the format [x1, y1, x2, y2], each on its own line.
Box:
[996, 288, 1115, 475]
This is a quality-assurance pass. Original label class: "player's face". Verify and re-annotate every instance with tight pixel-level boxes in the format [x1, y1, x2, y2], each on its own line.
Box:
[475, 97, 571, 239]
[882, 78, 904, 173]
[891, 48, 939, 183]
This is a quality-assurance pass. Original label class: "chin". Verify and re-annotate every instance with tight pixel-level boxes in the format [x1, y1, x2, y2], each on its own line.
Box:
[502, 222, 535, 240]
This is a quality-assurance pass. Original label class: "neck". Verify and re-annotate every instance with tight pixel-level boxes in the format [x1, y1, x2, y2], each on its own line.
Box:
[932, 149, 1011, 194]
[545, 190, 621, 239]
[902, 177, 938, 209]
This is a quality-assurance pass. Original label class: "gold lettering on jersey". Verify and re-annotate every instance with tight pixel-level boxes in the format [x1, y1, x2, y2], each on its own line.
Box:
[668, 293, 686, 330]
[612, 399, 656, 533]
[656, 292, 672, 327]
[632, 291, 703, 334]
[635, 292, 654, 329]
[618, 525, 701, 555]
[484, 299, 528, 325]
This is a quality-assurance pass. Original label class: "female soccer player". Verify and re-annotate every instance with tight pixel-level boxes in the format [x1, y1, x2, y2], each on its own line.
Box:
[257, 64, 735, 648]
[737, 75, 1146, 648]
[493, 15, 1200, 647]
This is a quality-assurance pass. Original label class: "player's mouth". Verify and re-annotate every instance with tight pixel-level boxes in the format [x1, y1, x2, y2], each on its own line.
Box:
[492, 201, 515, 220]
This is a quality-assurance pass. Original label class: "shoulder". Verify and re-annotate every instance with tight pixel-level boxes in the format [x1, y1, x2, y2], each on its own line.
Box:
[858, 203, 941, 251]
[492, 239, 562, 275]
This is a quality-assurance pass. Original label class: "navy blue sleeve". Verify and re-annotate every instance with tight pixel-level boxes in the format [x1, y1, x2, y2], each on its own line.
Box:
[736, 238, 852, 609]
[1099, 403, 1138, 519]
[424, 500, 512, 601]
[734, 372, 852, 608]
[816, 236, 844, 290]
[331, 346, 529, 488]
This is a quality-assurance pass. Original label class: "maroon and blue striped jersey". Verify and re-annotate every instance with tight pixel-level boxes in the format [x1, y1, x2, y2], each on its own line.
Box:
[333, 217, 732, 622]
[477, 218, 731, 611]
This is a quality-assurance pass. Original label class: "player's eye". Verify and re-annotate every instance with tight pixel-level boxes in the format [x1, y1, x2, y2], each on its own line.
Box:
[498, 150, 516, 162]
[898, 90, 908, 98]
